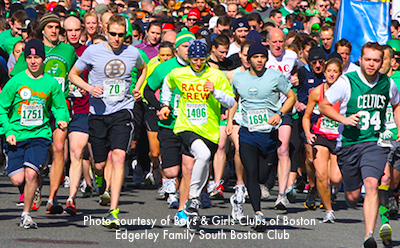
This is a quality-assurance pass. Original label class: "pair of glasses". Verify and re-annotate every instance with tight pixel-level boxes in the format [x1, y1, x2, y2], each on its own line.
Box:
[109, 32, 126, 37]
[190, 58, 207, 63]
[320, 4, 330, 8]
[300, 5, 308, 8]
[311, 59, 325, 65]
[188, 18, 198, 21]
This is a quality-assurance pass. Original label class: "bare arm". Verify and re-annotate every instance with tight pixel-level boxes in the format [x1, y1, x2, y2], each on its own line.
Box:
[132, 63, 147, 101]
[68, 65, 103, 97]
[302, 86, 319, 145]
[319, 97, 360, 126]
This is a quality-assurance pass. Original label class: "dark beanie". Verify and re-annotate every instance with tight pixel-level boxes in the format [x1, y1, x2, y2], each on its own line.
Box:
[25, 39, 45, 60]
[327, 51, 343, 62]
[246, 30, 262, 44]
[308, 46, 326, 61]
[247, 42, 268, 61]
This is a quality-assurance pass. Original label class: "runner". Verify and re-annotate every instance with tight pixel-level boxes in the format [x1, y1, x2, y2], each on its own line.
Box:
[11, 13, 78, 214]
[228, 42, 296, 229]
[68, 14, 147, 229]
[0, 39, 69, 228]
[302, 57, 343, 223]
[226, 40, 253, 221]
[159, 39, 235, 231]
[266, 27, 298, 210]
[62, 15, 92, 216]
[320, 42, 400, 248]
[144, 28, 195, 214]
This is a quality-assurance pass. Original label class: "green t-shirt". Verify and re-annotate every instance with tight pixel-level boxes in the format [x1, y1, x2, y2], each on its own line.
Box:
[147, 57, 185, 129]
[11, 42, 78, 98]
[279, 7, 299, 17]
[0, 29, 13, 52]
[130, 48, 149, 93]
[341, 71, 390, 146]
[165, 66, 234, 144]
[386, 71, 400, 139]
[0, 71, 70, 142]
[2, 34, 22, 55]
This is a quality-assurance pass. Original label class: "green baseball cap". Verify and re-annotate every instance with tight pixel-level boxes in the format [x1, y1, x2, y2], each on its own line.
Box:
[387, 39, 400, 55]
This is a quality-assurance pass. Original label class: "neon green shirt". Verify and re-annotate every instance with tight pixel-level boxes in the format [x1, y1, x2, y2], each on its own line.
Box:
[165, 66, 234, 144]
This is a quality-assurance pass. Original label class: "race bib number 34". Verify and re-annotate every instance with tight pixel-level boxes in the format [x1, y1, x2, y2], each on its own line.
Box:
[103, 80, 125, 101]
[186, 103, 207, 125]
[248, 109, 269, 132]
[21, 104, 43, 126]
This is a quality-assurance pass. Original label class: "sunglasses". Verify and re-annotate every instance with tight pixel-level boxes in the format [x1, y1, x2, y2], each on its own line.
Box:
[395, 57, 400, 63]
[311, 59, 325, 65]
[319, 4, 330, 8]
[109, 32, 126, 37]
[300, 4, 308, 8]
[190, 58, 207, 63]
[188, 18, 198, 21]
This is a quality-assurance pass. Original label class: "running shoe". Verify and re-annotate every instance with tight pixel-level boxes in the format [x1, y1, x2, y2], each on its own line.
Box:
[285, 186, 297, 203]
[254, 213, 266, 230]
[185, 198, 201, 231]
[379, 223, 392, 247]
[230, 194, 245, 221]
[388, 196, 399, 219]
[93, 174, 106, 195]
[131, 159, 144, 185]
[363, 234, 377, 248]
[322, 210, 335, 223]
[303, 183, 310, 193]
[82, 185, 94, 198]
[99, 190, 111, 206]
[294, 176, 307, 192]
[64, 176, 70, 188]
[16, 193, 25, 207]
[275, 194, 289, 210]
[260, 184, 270, 199]
[210, 180, 225, 199]
[46, 199, 63, 214]
[304, 186, 317, 209]
[175, 210, 188, 227]
[167, 193, 179, 209]
[158, 178, 176, 198]
[79, 179, 87, 194]
[331, 184, 340, 204]
[20, 214, 37, 229]
[103, 208, 121, 229]
[200, 191, 213, 209]
[234, 185, 246, 204]
[31, 188, 42, 211]
[65, 199, 77, 216]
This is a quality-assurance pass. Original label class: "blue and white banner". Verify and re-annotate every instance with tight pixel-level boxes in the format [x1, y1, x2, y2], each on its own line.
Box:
[333, 0, 391, 63]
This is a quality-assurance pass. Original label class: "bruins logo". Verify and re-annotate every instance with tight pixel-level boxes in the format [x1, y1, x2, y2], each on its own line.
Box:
[104, 59, 126, 78]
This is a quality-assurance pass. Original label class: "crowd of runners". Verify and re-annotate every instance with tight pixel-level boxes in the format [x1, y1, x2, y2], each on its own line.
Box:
[0, 0, 399, 247]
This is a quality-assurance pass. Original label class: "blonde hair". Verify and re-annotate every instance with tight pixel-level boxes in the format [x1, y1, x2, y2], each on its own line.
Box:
[84, 12, 98, 24]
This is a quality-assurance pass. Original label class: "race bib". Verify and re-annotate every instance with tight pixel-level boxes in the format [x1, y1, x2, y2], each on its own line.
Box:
[55, 77, 65, 92]
[173, 94, 180, 116]
[20, 104, 43, 126]
[186, 103, 207, 125]
[386, 106, 396, 130]
[103, 79, 125, 101]
[234, 99, 243, 122]
[247, 109, 269, 132]
[320, 116, 339, 134]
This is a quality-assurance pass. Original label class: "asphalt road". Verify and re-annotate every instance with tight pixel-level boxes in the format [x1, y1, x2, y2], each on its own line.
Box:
[1, 175, 400, 248]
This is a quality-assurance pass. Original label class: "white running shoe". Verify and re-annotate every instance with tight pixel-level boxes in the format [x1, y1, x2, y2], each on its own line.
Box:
[260, 184, 270, 199]
[20, 214, 37, 229]
[322, 210, 336, 223]
[230, 194, 245, 221]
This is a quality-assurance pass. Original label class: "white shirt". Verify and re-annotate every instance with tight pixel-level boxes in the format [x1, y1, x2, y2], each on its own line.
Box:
[343, 62, 359, 74]
[266, 49, 298, 80]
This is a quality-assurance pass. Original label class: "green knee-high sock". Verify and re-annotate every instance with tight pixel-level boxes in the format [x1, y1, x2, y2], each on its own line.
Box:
[379, 184, 390, 225]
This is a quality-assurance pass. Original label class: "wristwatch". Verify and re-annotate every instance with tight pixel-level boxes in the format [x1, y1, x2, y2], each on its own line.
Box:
[159, 103, 171, 110]
[276, 110, 284, 117]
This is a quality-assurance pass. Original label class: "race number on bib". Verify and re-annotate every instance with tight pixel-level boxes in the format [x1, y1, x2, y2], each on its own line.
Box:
[103, 80, 125, 101]
[386, 106, 396, 130]
[55, 77, 65, 92]
[247, 109, 269, 132]
[234, 99, 243, 122]
[320, 116, 339, 134]
[173, 94, 180, 116]
[21, 104, 43, 126]
[186, 103, 207, 125]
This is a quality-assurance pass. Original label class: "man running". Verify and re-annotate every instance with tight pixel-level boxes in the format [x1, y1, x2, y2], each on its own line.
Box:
[69, 14, 147, 229]
[320, 42, 400, 248]
[0, 39, 69, 228]
[159, 39, 235, 231]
